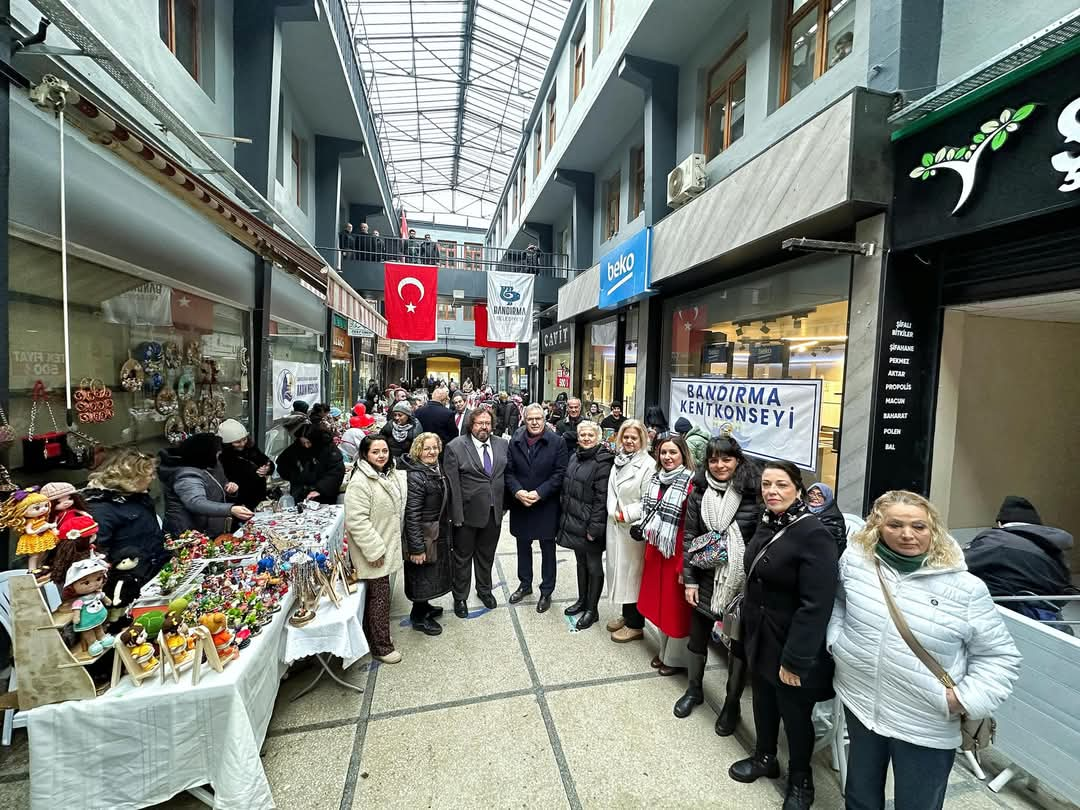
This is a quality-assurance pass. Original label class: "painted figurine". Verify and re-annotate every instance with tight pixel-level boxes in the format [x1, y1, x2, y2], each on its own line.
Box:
[119, 625, 159, 674]
[1, 489, 59, 572]
[162, 610, 195, 667]
[199, 612, 238, 663]
[62, 556, 115, 659]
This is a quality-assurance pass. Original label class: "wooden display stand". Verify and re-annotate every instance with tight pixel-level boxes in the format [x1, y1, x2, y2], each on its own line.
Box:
[9, 574, 96, 710]
[108, 634, 161, 688]
[189, 625, 235, 686]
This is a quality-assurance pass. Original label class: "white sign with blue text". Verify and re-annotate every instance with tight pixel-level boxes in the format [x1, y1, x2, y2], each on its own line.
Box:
[486, 270, 535, 343]
[669, 377, 822, 471]
[598, 227, 652, 309]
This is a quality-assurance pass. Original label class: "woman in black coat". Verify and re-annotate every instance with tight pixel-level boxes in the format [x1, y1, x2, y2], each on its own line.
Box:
[556, 421, 614, 630]
[381, 401, 420, 459]
[728, 460, 839, 810]
[401, 432, 453, 636]
[678, 436, 760, 731]
[218, 419, 275, 511]
[276, 422, 346, 505]
[806, 482, 847, 554]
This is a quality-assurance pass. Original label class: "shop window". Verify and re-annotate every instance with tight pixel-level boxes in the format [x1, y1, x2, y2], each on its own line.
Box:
[584, 318, 617, 408]
[511, 180, 518, 222]
[704, 34, 747, 161]
[547, 93, 557, 153]
[291, 133, 305, 210]
[534, 125, 542, 177]
[460, 303, 474, 322]
[7, 238, 249, 482]
[631, 146, 645, 219]
[782, 0, 856, 105]
[464, 242, 483, 271]
[159, 0, 199, 81]
[604, 172, 620, 241]
[623, 307, 639, 418]
[518, 162, 526, 206]
[437, 240, 457, 267]
[573, 32, 586, 102]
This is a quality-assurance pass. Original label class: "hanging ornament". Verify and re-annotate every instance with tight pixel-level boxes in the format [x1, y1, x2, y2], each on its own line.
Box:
[119, 355, 144, 392]
[184, 340, 201, 366]
[238, 347, 249, 394]
[163, 341, 182, 369]
[177, 369, 196, 399]
[163, 414, 186, 445]
[156, 387, 178, 416]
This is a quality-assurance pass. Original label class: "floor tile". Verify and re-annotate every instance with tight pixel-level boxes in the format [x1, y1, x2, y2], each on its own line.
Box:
[0, 727, 29, 777]
[269, 657, 367, 732]
[262, 725, 355, 809]
[355, 694, 569, 809]
[546, 678, 780, 809]
[0, 778, 29, 808]
[498, 547, 579, 604]
[371, 605, 532, 715]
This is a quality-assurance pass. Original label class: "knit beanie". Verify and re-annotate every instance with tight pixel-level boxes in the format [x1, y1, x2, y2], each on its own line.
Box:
[673, 417, 693, 434]
[996, 495, 1042, 526]
[216, 419, 249, 444]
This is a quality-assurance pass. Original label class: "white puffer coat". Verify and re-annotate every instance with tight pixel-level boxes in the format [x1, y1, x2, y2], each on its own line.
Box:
[605, 451, 655, 604]
[827, 542, 1021, 750]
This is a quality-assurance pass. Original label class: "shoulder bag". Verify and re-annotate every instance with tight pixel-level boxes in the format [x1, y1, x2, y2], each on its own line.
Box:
[721, 514, 809, 643]
[875, 561, 995, 754]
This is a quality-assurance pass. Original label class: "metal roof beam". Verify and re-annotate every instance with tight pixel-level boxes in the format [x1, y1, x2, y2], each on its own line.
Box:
[450, 0, 479, 188]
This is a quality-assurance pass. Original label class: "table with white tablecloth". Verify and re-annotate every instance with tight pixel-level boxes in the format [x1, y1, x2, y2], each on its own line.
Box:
[282, 582, 369, 669]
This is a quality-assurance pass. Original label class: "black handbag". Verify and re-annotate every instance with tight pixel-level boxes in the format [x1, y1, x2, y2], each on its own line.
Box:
[22, 383, 77, 472]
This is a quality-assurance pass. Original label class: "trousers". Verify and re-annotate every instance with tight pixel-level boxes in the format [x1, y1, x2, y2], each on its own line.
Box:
[515, 535, 557, 594]
[751, 670, 819, 775]
[362, 575, 392, 656]
[622, 602, 645, 630]
[452, 510, 501, 601]
[843, 707, 956, 810]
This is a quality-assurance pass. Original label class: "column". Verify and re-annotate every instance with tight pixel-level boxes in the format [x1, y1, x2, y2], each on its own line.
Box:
[553, 170, 594, 270]
[617, 55, 678, 228]
[251, 258, 273, 445]
[315, 136, 364, 267]
[232, 0, 282, 201]
[866, 0, 943, 99]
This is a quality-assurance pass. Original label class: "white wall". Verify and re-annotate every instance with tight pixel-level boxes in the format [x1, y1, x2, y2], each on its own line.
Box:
[274, 80, 317, 242]
[593, 115, 645, 256]
[932, 312, 1080, 570]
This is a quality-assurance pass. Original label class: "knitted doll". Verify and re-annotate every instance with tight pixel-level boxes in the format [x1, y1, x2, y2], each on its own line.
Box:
[1, 489, 58, 571]
[63, 556, 115, 659]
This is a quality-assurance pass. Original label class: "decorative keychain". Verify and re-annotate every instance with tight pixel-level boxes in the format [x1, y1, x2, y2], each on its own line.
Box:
[0, 401, 16, 447]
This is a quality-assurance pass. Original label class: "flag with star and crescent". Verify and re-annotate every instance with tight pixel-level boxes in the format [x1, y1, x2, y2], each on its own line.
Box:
[384, 262, 438, 341]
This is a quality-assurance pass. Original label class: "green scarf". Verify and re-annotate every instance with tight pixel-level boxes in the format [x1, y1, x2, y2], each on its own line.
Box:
[875, 540, 927, 574]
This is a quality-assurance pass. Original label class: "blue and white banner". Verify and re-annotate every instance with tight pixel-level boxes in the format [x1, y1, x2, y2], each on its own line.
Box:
[486, 270, 535, 343]
[599, 227, 652, 309]
[273, 360, 322, 420]
[669, 377, 823, 471]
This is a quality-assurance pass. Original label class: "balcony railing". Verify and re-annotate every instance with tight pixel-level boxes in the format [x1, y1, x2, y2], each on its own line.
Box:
[333, 236, 575, 279]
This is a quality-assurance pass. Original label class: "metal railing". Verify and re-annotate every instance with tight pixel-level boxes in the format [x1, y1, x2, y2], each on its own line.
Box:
[333, 236, 575, 278]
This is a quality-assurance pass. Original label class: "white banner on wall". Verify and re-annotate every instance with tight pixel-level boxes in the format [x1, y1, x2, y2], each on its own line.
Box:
[272, 360, 322, 419]
[669, 377, 822, 471]
[486, 270, 535, 343]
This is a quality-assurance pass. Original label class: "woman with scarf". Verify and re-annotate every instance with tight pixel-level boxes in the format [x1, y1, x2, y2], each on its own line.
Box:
[344, 434, 407, 664]
[677, 436, 760, 732]
[381, 400, 420, 460]
[728, 460, 838, 810]
[401, 432, 453, 636]
[637, 434, 695, 676]
[806, 482, 847, 553]
[604, 420, 655, 643]
[557, 421, 615, 630]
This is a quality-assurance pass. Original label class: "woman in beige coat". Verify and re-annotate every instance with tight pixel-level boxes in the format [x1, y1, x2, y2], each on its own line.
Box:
[604, 420, 655, 643]
[345, 434, 406, 664]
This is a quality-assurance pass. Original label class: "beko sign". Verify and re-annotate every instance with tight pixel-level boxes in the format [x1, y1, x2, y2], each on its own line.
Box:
[598, 227, 652, 309]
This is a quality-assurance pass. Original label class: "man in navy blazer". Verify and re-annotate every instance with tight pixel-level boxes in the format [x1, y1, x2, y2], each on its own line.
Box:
[415, 386, 459, 451]
[505, 403, 569, 613]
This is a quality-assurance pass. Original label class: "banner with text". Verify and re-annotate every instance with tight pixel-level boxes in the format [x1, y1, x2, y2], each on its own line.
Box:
[485, 270, 535, 343]
[669, 377, 822, 470]
[272, 360, 322, 419]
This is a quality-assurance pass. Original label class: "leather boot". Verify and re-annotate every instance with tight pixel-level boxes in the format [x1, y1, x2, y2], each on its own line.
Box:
[574, 567, 604, 629]
[782, 772, 814, 809]
[715, 651, 747, 736]
[563, 558, 588, 616]
[728, 751, 780, 783]
[673, 652, 707, 718]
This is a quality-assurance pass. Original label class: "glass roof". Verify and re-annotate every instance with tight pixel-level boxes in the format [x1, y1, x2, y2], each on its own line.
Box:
[346, 0, 571, 226]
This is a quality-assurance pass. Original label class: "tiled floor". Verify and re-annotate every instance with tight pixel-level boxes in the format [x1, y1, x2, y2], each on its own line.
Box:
[1, 522, 1073, 809]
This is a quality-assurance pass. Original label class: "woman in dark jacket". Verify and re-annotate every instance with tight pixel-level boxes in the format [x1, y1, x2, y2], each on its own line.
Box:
[677, 436, 760, 731]
[806, 482, 847, 554]
[728, 460, 839, 810]
[218, 419, 274, 511]
[556, 421, 614, 630]
[158, 433, 253, 536]
[276, 422, 346, 505]
[401, 432, 453, 636]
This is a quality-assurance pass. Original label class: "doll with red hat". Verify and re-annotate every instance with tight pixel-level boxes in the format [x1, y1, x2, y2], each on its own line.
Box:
[41, 482, 100, 587]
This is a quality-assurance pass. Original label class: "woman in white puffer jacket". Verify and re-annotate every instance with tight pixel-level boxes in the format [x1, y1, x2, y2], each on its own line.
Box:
[827, 490, 1020, 810]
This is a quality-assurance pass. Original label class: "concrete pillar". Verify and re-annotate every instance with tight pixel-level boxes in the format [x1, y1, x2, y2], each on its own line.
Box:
[314, 137, 364, 267]
[252, 258, 274, 445]
[618, 55, 678, 227]
[349, 203, 382, 229]
[866, 0, 943, 100]
[232, 0, 282, 201]
[524, 221, 554, 253]
[553, 170, 594, 270]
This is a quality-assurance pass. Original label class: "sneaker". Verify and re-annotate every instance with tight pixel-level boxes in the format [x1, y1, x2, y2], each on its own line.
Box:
[374, 650, 402, 664]
[606, 616, 626, 632]
[611, 626, 644, 643]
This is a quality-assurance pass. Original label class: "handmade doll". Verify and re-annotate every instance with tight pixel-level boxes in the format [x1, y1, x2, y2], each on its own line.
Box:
[1, 489, 58, 571]
[42, 482, 99, 583]
[161, 610, 195, 667]
[63, 556, 115, 659]
[199, 612, 238, 663]
[119, 625, 159, 673]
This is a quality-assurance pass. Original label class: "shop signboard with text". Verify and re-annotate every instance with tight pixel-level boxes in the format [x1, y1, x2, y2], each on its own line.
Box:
[598, 228, 652, 309]
[669, 378, 822, 470]
[272, 360, 321, 419]
[540, 322, 572, 353]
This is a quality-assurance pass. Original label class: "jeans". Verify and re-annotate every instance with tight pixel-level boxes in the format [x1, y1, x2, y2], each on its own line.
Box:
[751, 670, 819, 776]
[843, 707, 956, 810]
[515, 535, 557, 595]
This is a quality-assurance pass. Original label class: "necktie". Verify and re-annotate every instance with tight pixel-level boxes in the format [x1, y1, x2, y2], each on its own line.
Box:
[456, 414, 462, 429]
[482, 444, 492, 475]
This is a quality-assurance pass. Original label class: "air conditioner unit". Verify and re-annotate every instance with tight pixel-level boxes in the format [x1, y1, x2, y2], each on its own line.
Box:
[667, 153, 706, 208]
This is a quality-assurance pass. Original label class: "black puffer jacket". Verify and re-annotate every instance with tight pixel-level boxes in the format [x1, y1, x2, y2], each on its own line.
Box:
[276, 437, 346, 504]
[557, 445, 614, 552]
[401, 456, 453, 602]
[220, 442, 275, 511]
[84, 488, 168, 572]
[814, 500, 848, 554]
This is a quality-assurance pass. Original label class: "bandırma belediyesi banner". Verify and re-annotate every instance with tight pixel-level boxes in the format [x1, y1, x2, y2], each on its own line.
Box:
[272, 360, 322, 420]
[668, 378, 822, 470]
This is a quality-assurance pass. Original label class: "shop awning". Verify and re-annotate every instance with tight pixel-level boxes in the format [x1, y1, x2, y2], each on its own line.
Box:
[327, 269, 386, 338]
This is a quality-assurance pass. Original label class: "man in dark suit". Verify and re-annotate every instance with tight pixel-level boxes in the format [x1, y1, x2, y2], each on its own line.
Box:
[415, 386, 458, 450]
[444, 407, 508, 617]
[505, 404, 568, 613]
[450, 392, 471, 436]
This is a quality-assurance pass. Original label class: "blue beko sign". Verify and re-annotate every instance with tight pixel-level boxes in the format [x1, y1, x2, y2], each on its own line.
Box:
[598, 227, 652, 309]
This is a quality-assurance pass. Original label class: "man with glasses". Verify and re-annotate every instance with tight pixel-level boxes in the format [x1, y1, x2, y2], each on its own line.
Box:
[505, 404, 569, 613]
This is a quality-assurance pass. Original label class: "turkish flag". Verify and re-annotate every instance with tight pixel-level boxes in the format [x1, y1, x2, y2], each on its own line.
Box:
[399, 210, 409, 239]
[474, 304, 515, 348]
[384, 262, 437, 341]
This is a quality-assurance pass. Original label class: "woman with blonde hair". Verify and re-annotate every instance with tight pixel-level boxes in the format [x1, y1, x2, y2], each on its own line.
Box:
[604, 419, 654, 642]
[828, 490, 1021, 810]
[401, 432, 452, 636]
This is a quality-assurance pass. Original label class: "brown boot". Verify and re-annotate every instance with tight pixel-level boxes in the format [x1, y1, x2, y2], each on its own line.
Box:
[606, 616, 626, 632]
[611, 626, 644, 643]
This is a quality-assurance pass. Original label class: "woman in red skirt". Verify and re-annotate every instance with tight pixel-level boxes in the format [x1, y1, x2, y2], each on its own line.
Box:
[637, 433, 695, 675]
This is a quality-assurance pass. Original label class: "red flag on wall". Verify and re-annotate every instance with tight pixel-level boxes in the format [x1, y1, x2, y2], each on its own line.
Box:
[474, 304, 515, 348]
[384, 262, 437, 341]
[399, 210, 409, 239]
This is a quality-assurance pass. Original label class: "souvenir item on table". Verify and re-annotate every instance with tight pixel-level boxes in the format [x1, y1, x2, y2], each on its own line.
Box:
[0, 401, 15, 447]
[156, 387, 178, 415]
[287, 552, 319, 627]
[242, 505, 342, 552]
[23, 382, 74, 473]
[162, 609, 195, 667]
[42, 482, 99, 586]
[163, 341, 181, 369]
[74, 378, 114, 424]
[2, 489, 58, 570]
[119, 355, 144, 392]
[62, 556, 115, 659]
[198, 612, 238, 663]
[119, 625, 159, 674]
[164, 414, 186, 445]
